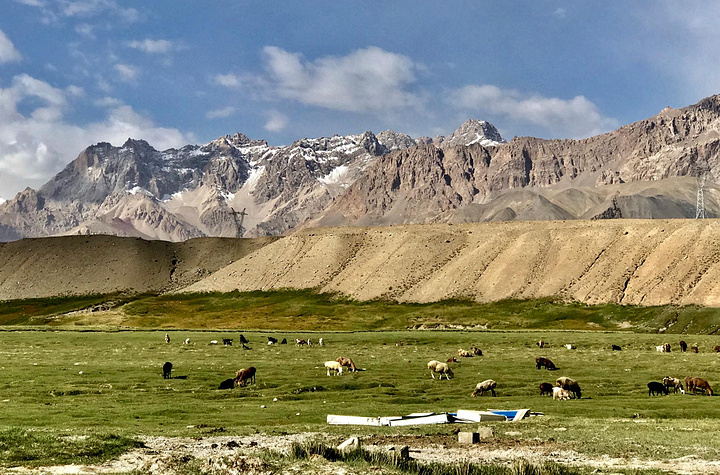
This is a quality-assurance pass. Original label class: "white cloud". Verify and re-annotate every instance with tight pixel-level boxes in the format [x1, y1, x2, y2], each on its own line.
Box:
[554, 8, 566, 19]
[62, 0, 139, 22]
[449, 85, 619, 139]
[216, 46, 424, 113]
[113, 63, 139, 82]
[94, 96, 122, 107]
[0, 30, 22, 64]
[127, 39, 174, 54]
[0, 74, 190, 199]
[214, 73, 242, 88]
[74, 23, 95, 38]
[262, 46, 423, 112]
[13, 0, 45, 6]
[264, 110, 288, 132]
[206, 106, 236, 119]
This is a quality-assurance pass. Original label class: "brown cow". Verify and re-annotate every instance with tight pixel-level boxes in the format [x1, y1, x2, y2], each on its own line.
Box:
[536, 357, 557, 370]
[539, 382, 553, 396]
[235, 367, 256, 387]
[687, 377, 713, 395]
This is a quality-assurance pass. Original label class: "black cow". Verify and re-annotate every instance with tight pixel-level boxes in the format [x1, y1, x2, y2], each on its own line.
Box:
[536, 357, 557, 370]
[162, 361, 173, 379]
[648, 381, 669, 396]
[218, 378, 235, 390]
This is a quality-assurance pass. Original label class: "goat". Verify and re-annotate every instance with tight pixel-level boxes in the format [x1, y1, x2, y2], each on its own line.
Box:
[235, 367, 256, 386]
[471, 379, 496, 397]
[556, 376, 582, 399]
[537, 339, 545, 349]
[325, 361, 343, 376]
[664, 343, 671, 353]
[427, 360, 453, 380]
[183, 338, 190, 345]
[662, 376, 684, 394]
[162, 361, 172, 379]
[553, 386, 570, 400]
[539, 382, 554, 396]
[536, 357, 557, 370]
[296, 339, 308, 346]
[335, 356, 357, 372]
[648, 381, 669, 396]
[565, 344, 576, 350]
[165, 333, 170, 344]
[471, 347, 483, 356]
[679, 340, 687, 352]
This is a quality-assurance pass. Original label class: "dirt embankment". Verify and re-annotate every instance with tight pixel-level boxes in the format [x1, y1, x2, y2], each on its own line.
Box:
[184, 219, 720, 307]
[0, 235, 277, 300]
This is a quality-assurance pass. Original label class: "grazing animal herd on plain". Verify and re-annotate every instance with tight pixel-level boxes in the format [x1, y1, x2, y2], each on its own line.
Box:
[158, 333, 717, 399]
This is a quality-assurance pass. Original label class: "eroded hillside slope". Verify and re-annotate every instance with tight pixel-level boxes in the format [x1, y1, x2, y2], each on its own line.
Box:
[0, 235, 277, 300]
[184, 220, 720, 307]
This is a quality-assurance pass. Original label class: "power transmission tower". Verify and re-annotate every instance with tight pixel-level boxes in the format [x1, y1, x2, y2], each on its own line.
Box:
[696, 174, 706, 219]
[230, 208, 248, 237]
[693, 163, 711, 219]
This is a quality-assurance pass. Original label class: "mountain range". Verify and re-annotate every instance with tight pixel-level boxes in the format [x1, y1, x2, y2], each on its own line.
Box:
[2, 96, 720, 242]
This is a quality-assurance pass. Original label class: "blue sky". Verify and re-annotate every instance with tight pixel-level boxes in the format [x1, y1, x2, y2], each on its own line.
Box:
[1, 1, 720, 199]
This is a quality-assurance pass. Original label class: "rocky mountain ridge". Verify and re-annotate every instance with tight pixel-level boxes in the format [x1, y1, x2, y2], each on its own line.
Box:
[2, 95, 720, 241]
[0, 119, 504, 241]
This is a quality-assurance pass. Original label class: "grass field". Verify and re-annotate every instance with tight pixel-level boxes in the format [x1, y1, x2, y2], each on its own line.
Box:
[5, 289, 720, 333]
[1, 328, 720, 470]
[1, 291, 720, 472]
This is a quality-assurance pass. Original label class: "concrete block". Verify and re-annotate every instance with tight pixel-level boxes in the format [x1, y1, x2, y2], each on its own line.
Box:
[477, 426, 495, 439]
[458, 432, 479, 444]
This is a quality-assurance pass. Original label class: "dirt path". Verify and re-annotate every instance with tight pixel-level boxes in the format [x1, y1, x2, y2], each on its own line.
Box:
[6, 433, 720, 474]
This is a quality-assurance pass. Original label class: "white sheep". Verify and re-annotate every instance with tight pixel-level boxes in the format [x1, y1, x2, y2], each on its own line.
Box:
[471, 379, 496, 397]
[427, 360, 454, 380]
[325, 361, 343, 376]
[553, 386, 570, 400]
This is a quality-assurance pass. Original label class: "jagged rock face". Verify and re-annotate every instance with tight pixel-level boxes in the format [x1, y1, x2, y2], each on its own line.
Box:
[4, 95, 720, 242]
[377, 130, 416, 151]
[309, 95, 720, 227]
[441, 119, 505, 148]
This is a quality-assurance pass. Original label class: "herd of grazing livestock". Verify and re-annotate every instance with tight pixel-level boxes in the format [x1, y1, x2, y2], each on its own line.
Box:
[426, 338, 717, 400]
[160, 333, 716, 400]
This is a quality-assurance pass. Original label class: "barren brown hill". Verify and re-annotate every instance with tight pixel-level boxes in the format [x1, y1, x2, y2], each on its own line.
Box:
[0, 235, 277, 300]
[184, 219, 720, 307]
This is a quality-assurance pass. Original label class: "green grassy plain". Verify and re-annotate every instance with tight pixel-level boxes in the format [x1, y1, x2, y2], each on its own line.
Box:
[1, 290, 720, 472]
[5, 289, 720, 333]
[0, 328, 719, 466]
